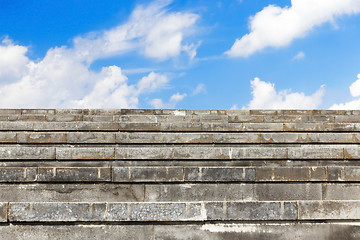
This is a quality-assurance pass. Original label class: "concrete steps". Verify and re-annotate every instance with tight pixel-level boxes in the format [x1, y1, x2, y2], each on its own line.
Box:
[1, 109, 360, 239]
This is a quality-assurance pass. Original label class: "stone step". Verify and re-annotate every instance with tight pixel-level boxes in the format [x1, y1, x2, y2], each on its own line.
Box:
[2, 200, 360, 222]
[3, 109, 360, 116]
[1, 121, 360, 132]
[1, 183, 360, 202]
[0, 166, 354, 183]
[3, 132, 360, 144]
[0, 114, 360, 124]
[0, 222, 358, 240]
[2, 145, 360, 160]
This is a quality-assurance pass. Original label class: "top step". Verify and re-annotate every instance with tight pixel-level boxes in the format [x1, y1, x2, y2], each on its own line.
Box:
[1, 109, 360, 116]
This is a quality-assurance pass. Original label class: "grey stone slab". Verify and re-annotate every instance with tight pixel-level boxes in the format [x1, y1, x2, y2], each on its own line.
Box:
[129, 202, 203, 221]
[144, 184, 255, 202]
[335, 115, 360, 123]
[299, 200, 360, 220]
[233, 147, 288, 159]
[113, 167, 184, 182]
[21, 109, 55, 115]
[56, 147, 115, 160]
[67, 132, 115, 143]
[0, 167, 37, 182]
[106, 203, 128, 221]
[82, 115, 114, 122]
[323, 184, 360, 200]
[242, 123, 284, 131]
[0, 184, 144, 202]
[0, 132, 17, 143]
[45, 114, 83, 122]
[0, 122, 34, 130]
[344, 147, 360, 159]
[288, 146, 344, 159]
[343, 167, 360, 181]
[255, 167, 326, 181]
[17, 132, 67, 143]
[228, 115, 264, 123]
[327, 166, 344, 181]
[0, 147, 55, 159]
[284, 123, 320, 131]
[184, 167, 254, 181]
[255, 183, 322, 201]
[225, 201, 297, 220]
[9, 202, 107, 222]
[37, 167, 111, 182]
[0, 202, 7, 222]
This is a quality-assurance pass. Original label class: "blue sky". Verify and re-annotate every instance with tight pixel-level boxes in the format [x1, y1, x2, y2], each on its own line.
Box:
[1, 0, 360, 109]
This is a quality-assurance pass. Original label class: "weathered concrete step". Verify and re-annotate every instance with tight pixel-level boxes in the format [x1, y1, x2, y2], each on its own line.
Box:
[0, 223, 358, 240]
[2, 122, 360, 132]
[3, 109, 360, 116]
[1, 114, 360, 124]
[6, 201, 296, 222]
[2, 183, 360, 202]
[4, 200, 360, 222]
[3, 132, 360, 144]
[0, 166, 353, 182]
[2, 145, 360, 160]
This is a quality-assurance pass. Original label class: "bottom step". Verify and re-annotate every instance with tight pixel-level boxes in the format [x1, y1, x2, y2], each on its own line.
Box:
[0, 222, 359, 240]
[2, 201, 360, 222]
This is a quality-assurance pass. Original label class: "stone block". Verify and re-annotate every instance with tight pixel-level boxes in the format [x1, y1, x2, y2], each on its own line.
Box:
[242, 123, 283, 131]
[323, 184, 360, 200]
[327, 167, 344, 181]
[144, 184, 255, 202]
[0, 167, 37, 182]
[255, 183, 322, 201]
[17, 132, 67, 143]
[67, 132, 115, 143]
[113, 167, 184, 182]
[288, 146, 344, 159]
[56, 147, 115, 160]
[255, 167, 326, 181]
[129, 202, 203, 221]
[106, 203, 128, 221]
[299, 201, 360, 220]
[226, 201, 297, 220]
[37, 167, 111, 182]
[184, 167, 255, 182]
[0, 202, 7, 222]
[9, 202, 106, 222]
[0, 132, 17, 143]
[0, 184, 145, 202]
[0, 147, 55, 159]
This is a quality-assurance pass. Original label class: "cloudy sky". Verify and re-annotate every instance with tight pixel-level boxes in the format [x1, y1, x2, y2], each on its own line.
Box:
[1, 0, 360, 109]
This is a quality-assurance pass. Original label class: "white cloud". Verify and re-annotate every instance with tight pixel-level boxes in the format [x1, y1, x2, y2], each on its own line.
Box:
[292, 51, 305, 61]
[0, 0, 197, 108]
[192, 83, 206, 95]
[150, 92, 187, 108]
[330, 74, 360, 109]
[349, 74, 360, 97]
[226, 0, 360, 57]
[0, 38, 30, 84]
[73, 0, 199, 62]
[244, 77, 325, 109]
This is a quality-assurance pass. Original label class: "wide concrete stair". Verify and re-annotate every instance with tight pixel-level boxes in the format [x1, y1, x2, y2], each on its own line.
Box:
[1, 109, 360, 239]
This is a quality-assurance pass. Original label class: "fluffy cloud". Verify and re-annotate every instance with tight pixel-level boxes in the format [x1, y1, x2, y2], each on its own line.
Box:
[150, 92, 187, 108]
[244, 77, 325, 109]
[226, 0, 360, 57]
[292, 51, 305, 61]
[0, 0, 197, 108]
[73, 0, 199, 62]
[330, 74, 360, 109]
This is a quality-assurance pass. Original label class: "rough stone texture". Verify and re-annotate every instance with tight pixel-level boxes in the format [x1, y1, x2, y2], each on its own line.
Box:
[299, 201, 360, 220]
[2, 109, 360, 236]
